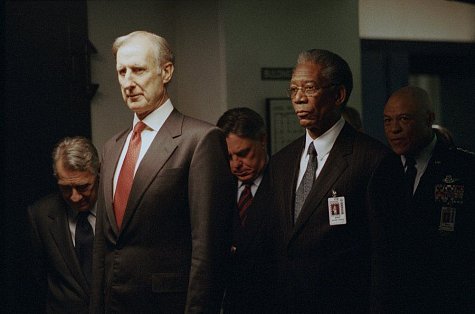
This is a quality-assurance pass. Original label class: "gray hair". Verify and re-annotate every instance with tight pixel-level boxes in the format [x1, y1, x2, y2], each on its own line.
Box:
[52, 136, 99, 177]
[112, 30, 175, 67]
[297, 49, 353, 108]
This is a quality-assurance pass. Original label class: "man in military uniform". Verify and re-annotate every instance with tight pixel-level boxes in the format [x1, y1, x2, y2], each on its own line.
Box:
[384, 86, 475, 313]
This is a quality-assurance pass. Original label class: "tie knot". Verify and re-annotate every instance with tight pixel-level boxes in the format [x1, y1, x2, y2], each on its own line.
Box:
[77, 211, 90, 220]
[307, 143, 317, 157]
[405, 156, 416, 167]
[134, 121, 147, 134]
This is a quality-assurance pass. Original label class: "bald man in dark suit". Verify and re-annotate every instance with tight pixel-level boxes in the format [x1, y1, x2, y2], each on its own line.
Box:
[269, 49, 406, 313]
[90, 31, 235, 314]
[28, 136, 99, 313]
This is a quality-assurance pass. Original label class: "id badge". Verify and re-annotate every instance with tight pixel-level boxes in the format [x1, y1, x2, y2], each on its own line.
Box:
[328, 190, 347, 225]
[439, 206, 456, 232]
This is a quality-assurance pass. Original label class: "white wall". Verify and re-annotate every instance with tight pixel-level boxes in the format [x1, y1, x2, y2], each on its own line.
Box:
[359, 0, 475, 42]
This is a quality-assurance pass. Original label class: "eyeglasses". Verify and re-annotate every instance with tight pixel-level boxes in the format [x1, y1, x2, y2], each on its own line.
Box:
[286, 84, 335, 98]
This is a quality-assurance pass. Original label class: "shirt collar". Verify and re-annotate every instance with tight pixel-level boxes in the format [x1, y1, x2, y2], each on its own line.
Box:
[304, 117, 345, 158]
[132, 99, 174, 131]
[239, 173, 263, 189]
[402, 134, 437, 167]
[65, 201, 97, 220]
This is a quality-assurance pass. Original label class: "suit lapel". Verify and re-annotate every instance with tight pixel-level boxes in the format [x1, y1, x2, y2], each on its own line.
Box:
[291, 124, 353, 241]
[282, 138, 305, 241]
[119, 110, 182, 232]
[48, 202, 90, 295]
[103, 129, 130, 236]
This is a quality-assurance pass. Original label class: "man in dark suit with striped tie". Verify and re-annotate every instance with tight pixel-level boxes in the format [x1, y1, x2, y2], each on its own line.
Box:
[28, 136, 99, 313]
[217, 107, 276, 313]
[269, 49, 406, 313]
[384, 86, 475, 312]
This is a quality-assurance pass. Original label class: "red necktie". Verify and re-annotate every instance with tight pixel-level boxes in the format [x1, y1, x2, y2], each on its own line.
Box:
[238, 184, 253, 226]
[114, 121, 147, 229]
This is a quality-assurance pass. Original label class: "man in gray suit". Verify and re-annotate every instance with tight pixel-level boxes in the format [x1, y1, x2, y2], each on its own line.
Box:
[91, 31, 235, 313]
[28, 136, 99, 313]
[269, 49, 406, 313]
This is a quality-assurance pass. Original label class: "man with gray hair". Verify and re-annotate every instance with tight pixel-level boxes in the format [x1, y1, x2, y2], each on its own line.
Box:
[28, 136, 99, 313]
[91, 31, 235, 313]
[269, 49, 406, 312]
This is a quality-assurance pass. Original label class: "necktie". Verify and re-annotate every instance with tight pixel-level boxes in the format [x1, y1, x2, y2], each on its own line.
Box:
[114, 121, 147, 228]
[294, 143, 318, 223]
[75, 211, 93, 285]
[405, 156, 417, 196]
[238, 184, 253, 226]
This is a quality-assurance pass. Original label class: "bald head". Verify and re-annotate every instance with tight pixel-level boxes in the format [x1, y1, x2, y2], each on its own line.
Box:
[383, 86, 435, 156]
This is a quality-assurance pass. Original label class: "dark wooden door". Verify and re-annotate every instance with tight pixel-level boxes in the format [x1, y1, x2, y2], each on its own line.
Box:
[2, 1, 90, 311]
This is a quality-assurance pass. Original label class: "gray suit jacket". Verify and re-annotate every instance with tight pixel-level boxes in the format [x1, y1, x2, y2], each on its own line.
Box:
[269, 123, 406, 313]
[28, 193, 90, 314]
[91, 109, 235, 314]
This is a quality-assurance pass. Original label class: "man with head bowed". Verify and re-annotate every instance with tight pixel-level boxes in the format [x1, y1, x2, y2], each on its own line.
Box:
[28, 136, 99, 313]
[91, 31, 235, 313]
[217, 107, 276, 313]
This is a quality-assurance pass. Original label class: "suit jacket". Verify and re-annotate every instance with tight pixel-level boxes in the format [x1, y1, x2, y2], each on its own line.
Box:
[223, 167, 277, 313]
[403, 137, 475, 313]
[269, 123, 406, 313]
[28, 193, 90, 314]
[91, 109, 235, 314]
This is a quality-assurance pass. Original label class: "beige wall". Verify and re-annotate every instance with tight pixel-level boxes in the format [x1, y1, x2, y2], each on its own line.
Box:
[89, 0, 475, 151]
[88, 0, 360, 150]
[222, 0, 361, 120]
[88, 1, 176, 151]
[359, 0, 475, 42]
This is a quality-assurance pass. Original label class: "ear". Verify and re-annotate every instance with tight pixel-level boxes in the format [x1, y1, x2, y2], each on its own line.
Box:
[160, 62, 174, 84]
[334, 85, 347, 108]
[427, 111, 435, 127]
[259, 134, 267, 150]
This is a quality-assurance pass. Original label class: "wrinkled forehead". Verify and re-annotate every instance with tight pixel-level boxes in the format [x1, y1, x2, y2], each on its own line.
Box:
[291, 62, 324, 83]
[384, 95, 425, 116]
[116, 39, 156, 66]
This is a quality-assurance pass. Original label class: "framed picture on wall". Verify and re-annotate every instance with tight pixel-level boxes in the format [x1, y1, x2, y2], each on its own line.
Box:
[266, 98, 304, 154]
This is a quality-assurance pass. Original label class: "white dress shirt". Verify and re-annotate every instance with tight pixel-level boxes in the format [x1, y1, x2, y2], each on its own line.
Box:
[296, 117, 345, 190]
[237, 173, 264, 200]
[67, 205, 97, 247]
[113, 99, 174, 196]
[402, 134, 437, 193]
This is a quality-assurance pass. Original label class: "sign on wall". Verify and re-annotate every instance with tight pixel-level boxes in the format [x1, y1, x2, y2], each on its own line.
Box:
[266, 98, 304, 154]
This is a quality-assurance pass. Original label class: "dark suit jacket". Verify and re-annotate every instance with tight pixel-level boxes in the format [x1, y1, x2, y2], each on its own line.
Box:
[269, 123, 406, 313]
[403, 137, 475, 313]
[91, 109, 235, 314]
[28, 193, 90, 314]
[223, 167, 277, 313]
